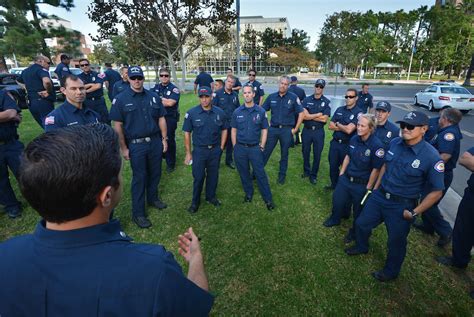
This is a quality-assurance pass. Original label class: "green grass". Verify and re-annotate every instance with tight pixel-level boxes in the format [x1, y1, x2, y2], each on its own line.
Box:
[1, 93, 473, 315]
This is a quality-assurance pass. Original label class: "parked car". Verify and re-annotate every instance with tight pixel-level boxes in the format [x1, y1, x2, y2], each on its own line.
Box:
[0, 73, 28, 109]
[414, 84, 474, 114]
[9, 67, 26, 75]
[299, 67, 309, 73]
[48, 67, 82, 100]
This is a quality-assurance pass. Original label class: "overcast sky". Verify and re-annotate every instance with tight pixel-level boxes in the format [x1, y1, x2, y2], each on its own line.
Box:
[39, 0, 435, 49]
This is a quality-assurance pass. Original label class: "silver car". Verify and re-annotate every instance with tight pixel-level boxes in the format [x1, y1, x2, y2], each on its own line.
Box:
[414, 85, 474, 114]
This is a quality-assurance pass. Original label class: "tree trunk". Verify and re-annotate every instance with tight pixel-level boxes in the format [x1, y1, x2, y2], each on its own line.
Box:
[462, 52, 474, 86]
[0, 55, 8, 73]
[180, 46, 187, 93]
[167, 52, 179, 91]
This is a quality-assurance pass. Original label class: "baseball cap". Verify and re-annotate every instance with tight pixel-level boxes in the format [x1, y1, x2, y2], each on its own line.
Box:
[396, 111, 429, 126]
[290, 76, 298, 82]
[375, 101, 392, 112]
[128, 66, 144, 78]
[315, 79, 326, 88]
[198, 86, 212, 96]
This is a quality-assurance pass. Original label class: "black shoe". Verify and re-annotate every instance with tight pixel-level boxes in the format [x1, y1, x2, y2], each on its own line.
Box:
[371, 270, 396, 282]
[166, 166, 175, 173]
[341, 213, 350, 220]
[413, 222, 435, 235]
[148, 199, 167, 210]
[310, 178, 317, 185]
[435, 256, 467, 269]
[277, 176, 285, 185]
[206, 198, 221, 207]
[323, 218, 340, 227]
[324, 185, 335, 191]
[244, 195, 252, 203]
[187, 204, 199, 213]
[437, 234, 452, 247]
[226, 162, 236, 169]
[344, 232, 355, 244]
[133, 216, 152, 228]
[344, 246, 368, 256]
[301, 173, 309, 178]
[266, 201, 275, 211]
[7, 209, 21, 219]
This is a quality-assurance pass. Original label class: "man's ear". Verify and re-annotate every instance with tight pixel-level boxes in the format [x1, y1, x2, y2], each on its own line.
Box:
[98, 186, 113, 208]
[60, 86, 66, 94]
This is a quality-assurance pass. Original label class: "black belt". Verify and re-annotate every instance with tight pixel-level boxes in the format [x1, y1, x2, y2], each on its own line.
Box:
[379, 187, 417, 205]
[197, 144, 218, 149]
[130, 136, 155, 144]
[271, 124, 293, 128]
[304, 126, 322, 130]
[345, 174, 368, 185]
[86, 96, 103, 101]
[238, 142, 259, 147]
[333, 137, 349, 144]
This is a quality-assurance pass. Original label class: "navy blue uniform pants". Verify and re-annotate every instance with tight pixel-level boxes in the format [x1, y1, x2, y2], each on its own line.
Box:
[328, 139, 349, 188]
[164, 116, 177, 168]
[222, 127, 233, 165]
[327, 175, 366, 227]
[301, 128, 325, 181]
[234, 143, 272, 202]
[263, 127, 293, 178]
[355, 190, 416, 278]
[420, 171, 453, 237]
[192, 146, 221, 205]
[29, 98, 54, 128]
[129, 138, 163, 217]
[452, 187, 474, 268]
[0, 140, 23, 213]
[84, 97, 110, 125]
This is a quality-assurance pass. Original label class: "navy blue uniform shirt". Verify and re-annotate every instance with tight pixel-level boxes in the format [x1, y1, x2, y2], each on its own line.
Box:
[467, 147, 474, 190]
[104, 68, 122, 88]
[381, 137, 445, 198]
[374, 120, 400, 149]
[424, 116, 440, 143]
[261, 91, 303, 126]
[331, 105, 363, 142]
[302, 94, 331, 129]
[0, 220, 214, 316]
[346, 134, 385, 180]
[431, 124, 462, 172]
[54, 62, 71, 80]
[231, 104, 269, 144]
[44, 101, 99, 132]
[182, 105, 227, 146]
[245, 80, 265, 105]
[213, 88, 239, 122]
[78, 71, 105, 98]
[194, 72, 214, 88]
[356, 91, 373, 113]
[110, 87, 166, 140]
[228, 77, 242, 89]
[0, 90, 19, 141]
[112, 80, 130, 98]
[20, 64, 51, 98]
[151, 82, 180, 118]
[288, 84, 306, 102]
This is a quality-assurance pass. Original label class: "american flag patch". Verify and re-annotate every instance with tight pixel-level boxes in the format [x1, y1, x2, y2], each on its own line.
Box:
[45, 116, 55, 125]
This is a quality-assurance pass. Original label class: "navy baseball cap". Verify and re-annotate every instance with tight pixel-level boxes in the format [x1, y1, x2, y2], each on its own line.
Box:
[290, 76, 298, 82]
[375, 101, 392, 112]
[396, 111, 429, 126]
[128, 66, 144, 78]
[198, 86, 212, 96]
[315, 79, 326, 87]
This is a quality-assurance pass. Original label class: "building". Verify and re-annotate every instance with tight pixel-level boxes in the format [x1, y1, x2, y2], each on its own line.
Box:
[240, 16, 292, 38]
[435, 0, 463, 7]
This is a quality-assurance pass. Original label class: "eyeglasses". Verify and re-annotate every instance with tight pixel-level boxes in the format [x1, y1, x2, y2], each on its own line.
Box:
[315, 85, 324, 89]
[400, 122, 417, 130]
[79, 64, 89, 67]
[159, 74, 169, 78]
[249, 74, 256, 77]
[129, 76, 144, 81]
[344, 95, 356, 99]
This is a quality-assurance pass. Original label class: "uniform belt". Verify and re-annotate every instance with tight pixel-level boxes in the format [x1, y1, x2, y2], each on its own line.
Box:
[333, 137, 349, 144]
[271, 124, 293, 128]
[238, 142, 259, 147]
[379, 187, 417, 204]
[197, 144, 218, 149]
[130, 136, 154, 144]
[304, 126, 322, 130]
[86, 96, 103, 101]
[345, 173, 368, 185]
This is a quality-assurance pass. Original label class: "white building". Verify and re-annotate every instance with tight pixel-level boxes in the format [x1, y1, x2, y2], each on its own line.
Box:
[240, 16, 292, 37]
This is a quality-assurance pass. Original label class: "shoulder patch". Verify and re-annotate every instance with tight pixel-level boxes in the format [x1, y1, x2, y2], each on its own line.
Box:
[172, 87, 180, 94]
[443, 133, 455, 141]
[112, 98, 116, 105]
[98, 73, 106, 79]
[45, 116, 55, 125]
[375, 148, 385, 158]
[185, 112, 189, 119]
[434, 160, 445, 173]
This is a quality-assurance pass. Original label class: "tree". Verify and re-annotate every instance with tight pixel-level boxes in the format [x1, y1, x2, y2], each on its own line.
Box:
[286, 29, 310, 51]
[267, 46, 315, 72]
[88, 0, 237, 90]
[242, 26, 261, 69]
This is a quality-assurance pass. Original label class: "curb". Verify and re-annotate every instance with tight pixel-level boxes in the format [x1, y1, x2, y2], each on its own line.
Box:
[438, 187, 462, 228]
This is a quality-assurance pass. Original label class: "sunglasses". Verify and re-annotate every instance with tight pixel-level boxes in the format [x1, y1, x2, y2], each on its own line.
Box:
[344, 95, 356, 99]
[400, 122, 417, 130]
[129, 76, 144, 81]
[249, 74, 256, 77]
[79, 64, 89, 67]
[159, 74, 170, 77]
[315, 85, 324, 89]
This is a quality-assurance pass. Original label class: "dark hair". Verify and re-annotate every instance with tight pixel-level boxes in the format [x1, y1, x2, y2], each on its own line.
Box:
[19, 124, 122, 223]
[79, 58, 89, 64]
[159, 67, 170, 75]
[226, 67, 233, 72]
[60, 74, 82, 88]
[105, 62, 112, 67]
[242, 83, 255, 93]
[440, 108, 462, 125]
[346, 88, 358, 96]
[215, 79, 224, 86]
[248, 69, 257, 75]
[362, 83, 369, 88]
[60, 54, 70, 61]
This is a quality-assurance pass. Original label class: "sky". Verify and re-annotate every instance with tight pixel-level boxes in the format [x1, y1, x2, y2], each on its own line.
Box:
[39, 0, 435, 49]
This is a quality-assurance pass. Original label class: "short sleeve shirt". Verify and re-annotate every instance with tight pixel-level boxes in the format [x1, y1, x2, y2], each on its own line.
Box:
[374, 120, 400, 149]
[331, 106, 363, 142]
[302, 94, 331, 129]
[151, 82, 180, 118]
[261, 91, 303, 126]
[356, 92, 373, 113]
[288, 85, 306, 103]
[54, 62, 71, 80]
[78, 71, 105, 98]
[20, 64, 51, 98]
[194, 72, 214, 88]
[212, 88, 240, 122]
[346, 134, 385, 180]
[182, 105, 227, 146]
[245, 80, 264, 105]
[44, 101, 100, 132]
[431, 124, 462, 172]
[0, 90, 19, 141]
[231, 105, 269, 144]
[112, 80, 130, 99]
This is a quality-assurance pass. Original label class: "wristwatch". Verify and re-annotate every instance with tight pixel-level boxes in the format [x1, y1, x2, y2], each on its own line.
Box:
[408, 209, 417, 218]
[162, 136, 168, 141]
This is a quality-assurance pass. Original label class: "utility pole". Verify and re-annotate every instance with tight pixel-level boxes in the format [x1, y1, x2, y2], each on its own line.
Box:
[407, 17, 423, 81]
[236, 0, 241, 77]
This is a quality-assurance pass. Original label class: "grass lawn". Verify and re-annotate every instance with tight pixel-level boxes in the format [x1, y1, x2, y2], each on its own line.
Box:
[1, 93, 473, 315]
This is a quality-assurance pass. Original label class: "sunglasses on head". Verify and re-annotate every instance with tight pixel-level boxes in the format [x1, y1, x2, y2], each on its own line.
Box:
[400, 122, 417, 130]
[159, 74, 169, 78]
[79, 63, 89, 67]
[129, 76, 144, 81]
[315, 85, 324, 89]
[344, 95, 356, 99]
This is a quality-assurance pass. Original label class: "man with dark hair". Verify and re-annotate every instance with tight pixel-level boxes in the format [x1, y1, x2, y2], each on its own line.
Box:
[356, 83, 373, 113]
[194, 67, 214, 94]
[213, 79, 224, 92]
[112, 66, 130, 98]
[373, 101, 400, 149]
[44, 75, 99, 131]
[151, 68, 181, 173]
[78, 58, 109, 125]
[0, 124, 214, 315]
[54, 54, 71, 81]
[104, 62, 122, 102]
[244, 69, 264, 105]
[110, 66, 168, 228]
[19, 55, 55, 128]
[0, 90, 23, 219]
[326, 88, 362, 189]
